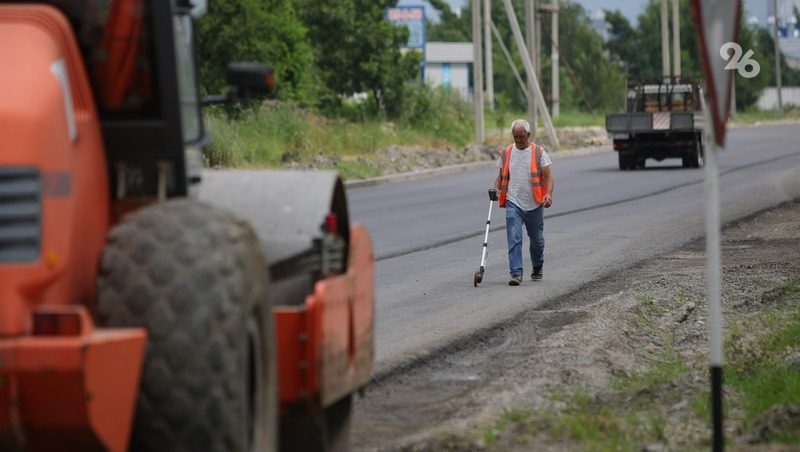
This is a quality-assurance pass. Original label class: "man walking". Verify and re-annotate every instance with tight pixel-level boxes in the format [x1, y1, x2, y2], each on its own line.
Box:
[493, 119, 554, 286]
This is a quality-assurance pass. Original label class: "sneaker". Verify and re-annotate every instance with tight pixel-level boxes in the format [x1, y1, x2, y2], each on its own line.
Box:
[508, 275, 523, 286]
[531, 266, 543, 280]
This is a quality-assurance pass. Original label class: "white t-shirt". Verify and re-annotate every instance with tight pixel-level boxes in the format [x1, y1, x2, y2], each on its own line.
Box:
[496, 144, 552, 211]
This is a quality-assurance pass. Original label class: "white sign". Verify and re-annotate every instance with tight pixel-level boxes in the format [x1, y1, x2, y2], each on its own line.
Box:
[386, 6, 426, 49]
[691, 0, 742, 146]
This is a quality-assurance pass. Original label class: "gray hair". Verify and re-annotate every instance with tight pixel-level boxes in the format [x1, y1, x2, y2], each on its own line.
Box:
[511, 119, 530, 134]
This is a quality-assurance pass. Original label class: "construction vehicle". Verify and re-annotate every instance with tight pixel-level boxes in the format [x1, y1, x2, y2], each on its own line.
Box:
[606, 77, 705, 170]
[0, 1, 373, 451]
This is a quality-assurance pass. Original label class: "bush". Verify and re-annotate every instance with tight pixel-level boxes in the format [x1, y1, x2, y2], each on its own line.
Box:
[396, 83, 473, 146]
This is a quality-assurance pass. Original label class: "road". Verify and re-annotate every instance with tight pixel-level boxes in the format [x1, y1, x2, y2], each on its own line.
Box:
[346, 122, 800, 377]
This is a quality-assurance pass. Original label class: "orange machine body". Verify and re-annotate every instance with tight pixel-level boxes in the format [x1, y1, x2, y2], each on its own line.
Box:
[275, 224, 375, 411]
[0, 5, 146, 451]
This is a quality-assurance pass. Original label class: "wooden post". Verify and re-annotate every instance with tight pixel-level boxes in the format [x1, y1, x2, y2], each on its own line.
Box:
[672, 0, 681, 77]
[773, 0, 784, 115]
[525, 0, 537, 133]
[500, 0, 558, 148]
[484, 0, 494, 109]
[661, 0, 671, 81]
[472, 0, 485, 143]
[551, 0, 559, 118]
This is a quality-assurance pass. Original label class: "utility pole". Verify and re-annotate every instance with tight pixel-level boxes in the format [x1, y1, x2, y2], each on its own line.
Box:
[484, 0, 494, 109]
[525, 0, 537, 134]
[773, 0, 784, 115]
[551, 0, 559, 117]
[661, 0, 671, 81]
[472, 0, 485, 143]
[672, 0, 681, 78]
[535, 0, 542, 85]
[491, 20, 529, 98]
[538, 0, 559, 118]
[501, 0, 559, 148]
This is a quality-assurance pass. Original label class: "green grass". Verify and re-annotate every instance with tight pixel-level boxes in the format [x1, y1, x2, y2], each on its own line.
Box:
[724, 280, 800, 436]
[203, 102, 470, 171]
[480, 279, 800, 450]
[483, 409, 533, 445]
[203, 102, 799, 178]
[731, 107, 800, 124]
[484, 109, 605, 144]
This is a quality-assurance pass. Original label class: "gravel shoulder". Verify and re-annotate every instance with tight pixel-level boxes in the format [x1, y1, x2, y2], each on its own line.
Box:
[343, 126, 610, 188]
[352, 199, 800, 451]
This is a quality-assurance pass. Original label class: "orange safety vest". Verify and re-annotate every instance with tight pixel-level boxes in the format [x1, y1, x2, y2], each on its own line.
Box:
[497, 143, 546, 208]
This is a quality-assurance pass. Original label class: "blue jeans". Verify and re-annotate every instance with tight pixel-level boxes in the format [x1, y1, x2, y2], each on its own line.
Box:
[505, 201, 544, 277]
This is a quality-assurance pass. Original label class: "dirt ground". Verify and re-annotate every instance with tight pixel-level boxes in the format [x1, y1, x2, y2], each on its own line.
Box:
[351, 198, 800, 451]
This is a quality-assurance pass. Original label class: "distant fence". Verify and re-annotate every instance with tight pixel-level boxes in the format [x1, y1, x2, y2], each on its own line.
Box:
[757, 87, 800, 110]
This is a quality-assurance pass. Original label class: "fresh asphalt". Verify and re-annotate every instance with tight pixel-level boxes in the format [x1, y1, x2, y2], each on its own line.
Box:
[344, 122, 800, 377]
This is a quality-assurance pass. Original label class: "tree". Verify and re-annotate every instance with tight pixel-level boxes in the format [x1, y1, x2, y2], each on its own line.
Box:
[603, 0, 800, 110]
[426, 0, 624, 113]
[622, 0, 703, 82]
[541, 3, 625, 113]
[196, 0, 315, 103]
[426, 0, 469, 42]
[603, 9, 643, 78]
[296, 0, 421, 116]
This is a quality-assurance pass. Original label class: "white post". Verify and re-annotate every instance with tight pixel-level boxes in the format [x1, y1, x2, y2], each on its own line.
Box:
[773, 0, 784, 115]
[671, 0, 681, 78]
[704, 144, 722, 371]
[472, 0, 485, 143]
[525, 0, 537, 133]
[535, 0, 542, 84]
[661, 0, 671, 81]
[551, 0, 559, 118]
[484, 0, 494, 109]
[702, 94, 724, 452]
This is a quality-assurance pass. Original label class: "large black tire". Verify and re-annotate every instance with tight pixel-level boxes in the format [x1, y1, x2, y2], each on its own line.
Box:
[96, 199, 277, 452]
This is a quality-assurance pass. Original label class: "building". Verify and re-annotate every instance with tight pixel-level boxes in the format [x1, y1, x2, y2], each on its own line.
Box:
[424, 42, 474, 100]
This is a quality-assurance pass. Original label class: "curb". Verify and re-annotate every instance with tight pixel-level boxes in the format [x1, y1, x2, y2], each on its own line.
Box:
[344, 160, 496, 188]
[343, 144, 611, 188]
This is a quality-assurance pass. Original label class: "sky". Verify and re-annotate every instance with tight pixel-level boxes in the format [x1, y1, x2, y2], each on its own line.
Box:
[397, 0, 772, 27]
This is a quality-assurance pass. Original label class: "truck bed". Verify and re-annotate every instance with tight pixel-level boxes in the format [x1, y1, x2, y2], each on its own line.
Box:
[606, 111, 704, 134]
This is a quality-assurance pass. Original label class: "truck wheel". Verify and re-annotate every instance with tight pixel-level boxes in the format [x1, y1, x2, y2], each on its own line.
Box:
[96, 199, 277, 452]
[694, 140, 705, 168]
[684, 148, 703, 168]
[281, 395, 353, 452]
[618, 153, 629, 171]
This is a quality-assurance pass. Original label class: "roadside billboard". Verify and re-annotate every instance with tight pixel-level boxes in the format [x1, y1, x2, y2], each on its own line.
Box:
[386, 5, 426, 79]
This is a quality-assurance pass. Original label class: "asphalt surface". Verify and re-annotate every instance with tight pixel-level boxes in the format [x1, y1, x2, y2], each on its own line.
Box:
[344, 122, 800, 377]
